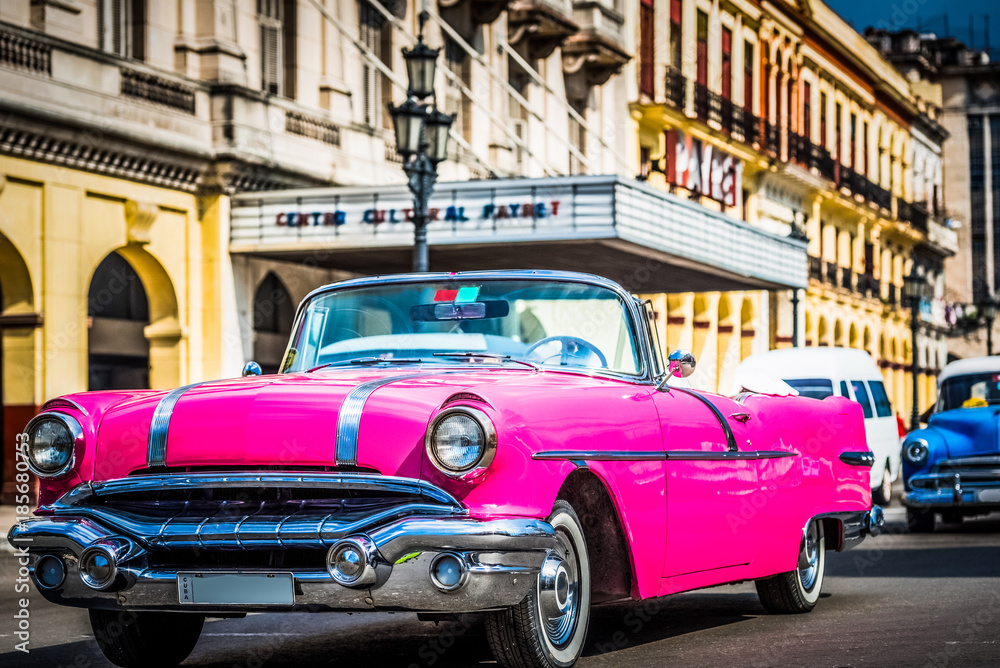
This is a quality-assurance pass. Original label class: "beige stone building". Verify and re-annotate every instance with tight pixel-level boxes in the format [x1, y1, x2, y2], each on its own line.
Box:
[870, 29, 1000, 362]
[629, 0, 956, 421]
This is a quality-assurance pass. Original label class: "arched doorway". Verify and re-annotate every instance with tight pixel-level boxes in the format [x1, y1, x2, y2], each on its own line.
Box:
[0, 231, 37, 503]
[849, 322, 859, 349]
[253, 272, 295, 374]
[833, 320, 844, 348]
[817, 316, 828, 347]
[87, 252, 150, 390]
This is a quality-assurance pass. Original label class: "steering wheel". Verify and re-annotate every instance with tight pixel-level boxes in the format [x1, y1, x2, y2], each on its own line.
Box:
[524, 336, 608, 368]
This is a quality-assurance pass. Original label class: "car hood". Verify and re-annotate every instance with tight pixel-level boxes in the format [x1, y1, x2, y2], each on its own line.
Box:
[90, 366, 619, 480]
[926, 406, 1000, 458]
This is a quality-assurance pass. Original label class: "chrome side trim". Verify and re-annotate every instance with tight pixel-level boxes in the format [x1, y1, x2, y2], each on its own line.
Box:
[335, 374, 428, 466]
[146, 381, 215, 468]
[839, 451, 876, 467]
[532, 450, 797, 461]
[666, 450, 797, 460]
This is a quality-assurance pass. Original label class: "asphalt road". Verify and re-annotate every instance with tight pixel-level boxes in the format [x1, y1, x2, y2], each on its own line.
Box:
[1, 502, 998, 668]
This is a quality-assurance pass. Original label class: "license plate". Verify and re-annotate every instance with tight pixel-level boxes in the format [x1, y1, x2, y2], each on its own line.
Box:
[977, 489, 1000, 503]
[177, 573, 294, 605]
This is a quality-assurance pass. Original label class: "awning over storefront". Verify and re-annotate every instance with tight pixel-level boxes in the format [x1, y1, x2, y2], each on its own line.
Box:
[230, 175, 807, 293]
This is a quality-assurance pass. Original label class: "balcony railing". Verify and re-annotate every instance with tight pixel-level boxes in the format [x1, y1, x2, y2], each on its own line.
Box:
[858, 273, 879, 299]
[871, 182, 892, 211]
[840, 266, 854, 291]
[899, 199, 929, 232]
[825, 262, 839, 285]
[809, 255, 822, 281]
[0, 24, 51, 75]
[665, 67, 685, 108]
[763, 121, 780, 156]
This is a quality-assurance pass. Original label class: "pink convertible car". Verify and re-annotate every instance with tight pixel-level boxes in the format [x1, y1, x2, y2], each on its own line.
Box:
[10, 270, 882, 668]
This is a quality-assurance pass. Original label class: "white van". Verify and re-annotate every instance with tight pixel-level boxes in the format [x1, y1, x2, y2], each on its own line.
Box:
[735, 347, 901, 505]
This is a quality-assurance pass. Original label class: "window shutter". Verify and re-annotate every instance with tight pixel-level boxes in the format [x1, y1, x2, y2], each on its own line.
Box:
[99, 0, 130, 57]
[259, 0, 282, 95]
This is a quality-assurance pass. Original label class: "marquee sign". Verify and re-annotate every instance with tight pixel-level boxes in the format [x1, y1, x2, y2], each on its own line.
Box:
[272, 200, 562, 228]
[665, 129, 742, 207]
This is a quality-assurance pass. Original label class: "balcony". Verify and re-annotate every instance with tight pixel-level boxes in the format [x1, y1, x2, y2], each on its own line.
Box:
[787, 131, 809, 166]
[825, 261, 839, 285]
[509, 1, 580, 60]
[870, 182, 892, 211]
[438, 0, 513, 24]
[664, 66, 685, 108]
[809, 255, 823, 281]
[563, 1, 631, 89]
[692, 83, 722, 126]
[858, 273, 879, 299]
[840, 266, 854, 291]
[763, 121, 780, 156]
[898, 199, 929, 232]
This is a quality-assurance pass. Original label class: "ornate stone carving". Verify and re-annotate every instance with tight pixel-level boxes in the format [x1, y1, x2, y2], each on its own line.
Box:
[124, 199, 159, 245]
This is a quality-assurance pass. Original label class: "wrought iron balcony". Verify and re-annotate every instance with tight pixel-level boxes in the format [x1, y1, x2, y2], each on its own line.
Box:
[884, 284, 898, 307]
[840, 266, 854, 291]
[664, 66, 685, 108]
[825, 261, 839, 285]
[870, 182, 892, 211]
[763, 121, 780, 156]
[899, 199, 929, 232]
[858, 273, 879, 299]
[809, 255, 823, 281]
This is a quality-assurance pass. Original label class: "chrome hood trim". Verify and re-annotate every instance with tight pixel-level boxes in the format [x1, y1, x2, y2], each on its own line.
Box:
[146, 381, 215, 468]
[335, 374, 427, 467]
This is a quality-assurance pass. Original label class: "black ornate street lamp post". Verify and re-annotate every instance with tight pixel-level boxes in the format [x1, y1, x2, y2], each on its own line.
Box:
[903, 268, 925, 429]
[981, 296, 997, 356]
[387, 12, 454, 273]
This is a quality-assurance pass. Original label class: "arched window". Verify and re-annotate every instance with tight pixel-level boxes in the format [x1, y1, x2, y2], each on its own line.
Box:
[253, 273, 294, 373]
[88, 252, 149, 390]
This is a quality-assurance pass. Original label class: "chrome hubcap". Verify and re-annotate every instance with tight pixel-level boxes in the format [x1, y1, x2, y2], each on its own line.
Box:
[537, 532, 580, 648]
[799, 521, 820, 591]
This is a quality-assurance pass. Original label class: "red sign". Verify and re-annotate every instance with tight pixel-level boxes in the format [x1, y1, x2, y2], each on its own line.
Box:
[665, 129, 742, 207]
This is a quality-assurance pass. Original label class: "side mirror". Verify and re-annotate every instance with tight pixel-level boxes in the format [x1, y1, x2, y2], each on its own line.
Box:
[667, 349, 696, 378]
[242, 361, 263, 377]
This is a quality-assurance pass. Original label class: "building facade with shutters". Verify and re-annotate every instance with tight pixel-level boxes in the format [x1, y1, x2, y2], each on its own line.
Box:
[868, 30, 1000, 362]
[629, 0, 956, 419]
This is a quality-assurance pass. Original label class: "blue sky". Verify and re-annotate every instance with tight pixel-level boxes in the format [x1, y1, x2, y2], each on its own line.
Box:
[826, 0, 997, 51]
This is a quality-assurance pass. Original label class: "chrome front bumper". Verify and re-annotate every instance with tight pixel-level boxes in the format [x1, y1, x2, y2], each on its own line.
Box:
[904, 471, 1000, 509]
[6, 473, 558, 613]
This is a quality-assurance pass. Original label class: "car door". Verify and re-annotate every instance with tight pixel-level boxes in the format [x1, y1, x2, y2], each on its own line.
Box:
[652, 387, 760, 577]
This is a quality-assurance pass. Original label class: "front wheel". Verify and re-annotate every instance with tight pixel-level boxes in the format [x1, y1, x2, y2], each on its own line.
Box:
[755, 519, 825, 614]
[90, 609, 204, 668]
[486, 500, 591, 668]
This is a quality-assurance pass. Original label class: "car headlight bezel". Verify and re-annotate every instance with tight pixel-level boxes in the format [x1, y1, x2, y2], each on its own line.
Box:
[425, 406, 497, 479]
[21, 412, 83, 478]
[903, 439, 930, 466]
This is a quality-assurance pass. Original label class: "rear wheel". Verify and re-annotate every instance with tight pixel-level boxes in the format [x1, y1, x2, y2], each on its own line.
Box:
[755, 519, 825, 614]
[486, 500, 591, 668]
[90, 609, 204, 668]
[872, 464, 893, 506]
[907, 507, 936, 533]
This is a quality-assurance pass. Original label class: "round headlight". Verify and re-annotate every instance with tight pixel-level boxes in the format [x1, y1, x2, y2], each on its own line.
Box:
[904, 440, 929, 466]
[426, 407, 497, 478]
[22, 413, 82, 478]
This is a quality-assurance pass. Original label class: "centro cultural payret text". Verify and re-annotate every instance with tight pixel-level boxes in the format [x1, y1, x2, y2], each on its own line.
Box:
[275, 201, 562, 227]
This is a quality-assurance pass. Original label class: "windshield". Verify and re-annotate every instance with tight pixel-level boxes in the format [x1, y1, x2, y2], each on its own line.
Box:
[280, 279, 642, 375]
[784, 378, 834, 400]
[937, 372, 1000, 412]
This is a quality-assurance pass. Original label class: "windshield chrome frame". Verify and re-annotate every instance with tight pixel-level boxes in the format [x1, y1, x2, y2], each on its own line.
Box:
[285, 270, 655, 384]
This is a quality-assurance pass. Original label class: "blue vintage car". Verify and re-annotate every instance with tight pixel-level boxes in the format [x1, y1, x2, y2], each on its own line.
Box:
[902, 357, 1000, 532]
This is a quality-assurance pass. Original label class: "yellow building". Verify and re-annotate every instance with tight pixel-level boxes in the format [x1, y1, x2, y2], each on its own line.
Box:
[628, 0, 956, 417]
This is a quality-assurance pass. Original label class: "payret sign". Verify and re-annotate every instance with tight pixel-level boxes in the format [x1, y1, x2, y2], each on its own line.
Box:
[665, 129, 742, 207]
